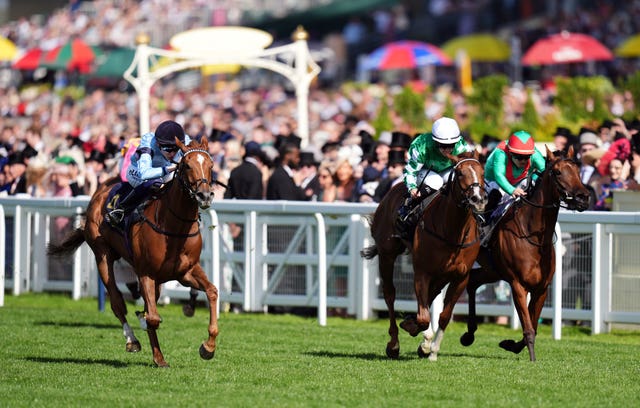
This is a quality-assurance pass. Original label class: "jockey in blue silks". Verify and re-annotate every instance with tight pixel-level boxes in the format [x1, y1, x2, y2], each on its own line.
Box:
[105, 120, 192, 225]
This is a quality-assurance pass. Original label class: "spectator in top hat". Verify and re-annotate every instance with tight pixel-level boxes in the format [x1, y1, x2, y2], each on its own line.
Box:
[553, 126, 574, 154]
[5, 151, 27, 195]
[266, 142, 306, 200]
[299, 151, 321, 201]
[373, 149, 407, 202]
[225, 141, 268, 200]
[599, 119, 614, 150]
[390, 131, 412, 151]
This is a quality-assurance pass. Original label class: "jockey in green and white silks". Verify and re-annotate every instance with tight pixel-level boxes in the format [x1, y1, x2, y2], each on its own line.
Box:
[403, 117, 472, 198]
[484, 130, 545, 199]
[396, 117, 472, 240]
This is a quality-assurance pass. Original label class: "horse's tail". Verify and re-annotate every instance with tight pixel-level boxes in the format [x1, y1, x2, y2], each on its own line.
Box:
[47, 228, 86, 258]
[360, 244, 378, 260]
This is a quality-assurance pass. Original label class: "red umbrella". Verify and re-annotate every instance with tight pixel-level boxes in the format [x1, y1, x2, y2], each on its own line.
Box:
[522, 31, 613, 66]
[12, 48, 43, 70]
[41, 38, 97, 72]
[364, 40, 451, 70]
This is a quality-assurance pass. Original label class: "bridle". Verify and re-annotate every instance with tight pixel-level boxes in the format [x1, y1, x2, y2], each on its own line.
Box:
[422, 157, 484, 248]
[138, 147, 213, 238]
[175, 148, 212, 202]
[446, 157, 484, 211]
[519, 157, 579, 210]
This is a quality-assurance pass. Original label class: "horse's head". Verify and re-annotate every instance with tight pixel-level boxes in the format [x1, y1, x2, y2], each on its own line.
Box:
[544, 145, 590, 211]
[448, 150, 487, 214]
[175, 136, 214, 209]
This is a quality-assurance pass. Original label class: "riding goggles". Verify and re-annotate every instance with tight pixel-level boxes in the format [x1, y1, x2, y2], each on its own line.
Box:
[512, 153, 531, 161]
[159, 144, 179, 153]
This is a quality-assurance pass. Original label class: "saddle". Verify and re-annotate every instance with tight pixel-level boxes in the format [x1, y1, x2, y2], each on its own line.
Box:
[480, 195, 516, 247]
[104, 183, 149, 232]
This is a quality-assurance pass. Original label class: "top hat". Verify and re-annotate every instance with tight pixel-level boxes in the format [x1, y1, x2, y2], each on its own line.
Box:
[390, 131, 412, 149]
[553, 126, 572, 138]
[388, 149, 407, 166]
[299, 151, 319, 167]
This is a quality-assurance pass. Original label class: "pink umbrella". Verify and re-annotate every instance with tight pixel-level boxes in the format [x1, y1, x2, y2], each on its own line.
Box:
[522, 31, 613, 66]
[364, 40, 451, 70]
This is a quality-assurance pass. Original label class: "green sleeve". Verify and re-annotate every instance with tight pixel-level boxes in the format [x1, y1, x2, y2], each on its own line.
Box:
[490, 149, 516, 195]
[529, 149, 546, 180]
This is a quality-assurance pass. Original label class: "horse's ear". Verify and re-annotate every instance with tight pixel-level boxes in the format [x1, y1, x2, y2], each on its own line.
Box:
[175, 136, 187, 151]
[544, 144, 553, 160]
[200, 134, 209, 150]
[567, 144, 575, 158]
[472, 148, 480, 161]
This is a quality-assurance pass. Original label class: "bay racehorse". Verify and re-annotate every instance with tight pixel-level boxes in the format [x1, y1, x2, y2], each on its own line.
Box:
[362, 151, 486, 360]
[47, 135, 218, 367]
[460, 145, 590, 361]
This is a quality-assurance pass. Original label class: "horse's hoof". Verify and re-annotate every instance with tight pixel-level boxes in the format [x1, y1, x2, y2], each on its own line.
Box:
[460, 332, 475, 347]
[385, 345, 400, 360]
[417, 345, 428, 359]
[399, 318, 420, 337]
[499, 339, 520, 354]
[126, 340, 141, 353]
[199, 343, 215, 360]
[154, 361, 170, 368]
[182, 304, 195, 317]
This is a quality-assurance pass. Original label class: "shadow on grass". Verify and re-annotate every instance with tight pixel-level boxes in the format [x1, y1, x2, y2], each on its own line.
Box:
[25, 356, 150, 368]
[35, 321, 121, 330]
[304, 351, 402, 361]
[305, 349, 511, 361]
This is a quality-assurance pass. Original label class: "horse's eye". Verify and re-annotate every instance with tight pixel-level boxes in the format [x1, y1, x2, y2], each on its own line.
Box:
[553, 169, 561, 176]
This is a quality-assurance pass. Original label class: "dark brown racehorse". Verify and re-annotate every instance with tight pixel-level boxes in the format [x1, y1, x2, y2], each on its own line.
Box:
[47, 136, 218, 367]
[362, 151, 486, 360]
[460, 145, 590, 361]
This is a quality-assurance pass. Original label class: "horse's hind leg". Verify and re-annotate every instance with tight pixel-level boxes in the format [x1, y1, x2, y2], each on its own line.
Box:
[379, 255, 400, 359]
[94, 251, 141, 353]
[139, 276, 168, 367]
[180, 264, 219, 360]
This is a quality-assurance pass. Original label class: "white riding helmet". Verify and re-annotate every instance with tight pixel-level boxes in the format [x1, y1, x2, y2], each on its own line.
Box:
[432, 117, 461, 145]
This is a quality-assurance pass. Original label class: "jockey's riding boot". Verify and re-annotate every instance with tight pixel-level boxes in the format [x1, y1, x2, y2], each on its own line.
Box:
[396, 196, 415, 240]
[106, 182, 152, 226]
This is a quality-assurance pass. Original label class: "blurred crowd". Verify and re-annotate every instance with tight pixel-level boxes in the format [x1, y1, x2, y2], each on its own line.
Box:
[0, 1, 639, 213]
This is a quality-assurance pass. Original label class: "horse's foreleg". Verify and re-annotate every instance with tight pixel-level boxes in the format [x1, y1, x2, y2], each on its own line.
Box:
[139, 276, 167, 367]
[181, 265, 218, 360]
[402, 269, 431, 337]
[426, 275, 469, 361]
[523, 289, 549, 362]
[460, 272, 480, 347]
[379, 256, 400, 359]
[499, 282, 529, 357]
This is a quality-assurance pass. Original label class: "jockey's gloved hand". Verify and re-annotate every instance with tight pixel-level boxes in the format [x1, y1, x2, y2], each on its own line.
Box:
[151, 180, 164, 191]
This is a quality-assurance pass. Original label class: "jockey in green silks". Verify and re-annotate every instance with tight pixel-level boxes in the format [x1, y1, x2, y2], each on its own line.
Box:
[396, 117, 472, 240]
[484, 130, 546, 200]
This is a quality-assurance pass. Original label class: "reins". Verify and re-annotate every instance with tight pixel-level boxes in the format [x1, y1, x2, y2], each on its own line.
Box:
[140, 147, 212, 238]
[420, 157, 482, 248]
[508, 157, 576, 247]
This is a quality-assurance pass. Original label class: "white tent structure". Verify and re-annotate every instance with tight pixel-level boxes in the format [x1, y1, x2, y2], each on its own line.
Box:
[124, 26, 321, 147]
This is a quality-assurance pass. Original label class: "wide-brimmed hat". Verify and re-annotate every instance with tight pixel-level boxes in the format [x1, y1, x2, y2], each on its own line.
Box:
[581, 148, 605, 167]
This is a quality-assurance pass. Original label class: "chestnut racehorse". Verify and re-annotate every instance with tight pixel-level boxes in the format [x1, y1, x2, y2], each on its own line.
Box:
[460, 146, 590, 361]
[362, 151, 486, 360]
[47, 136, 218, 367]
